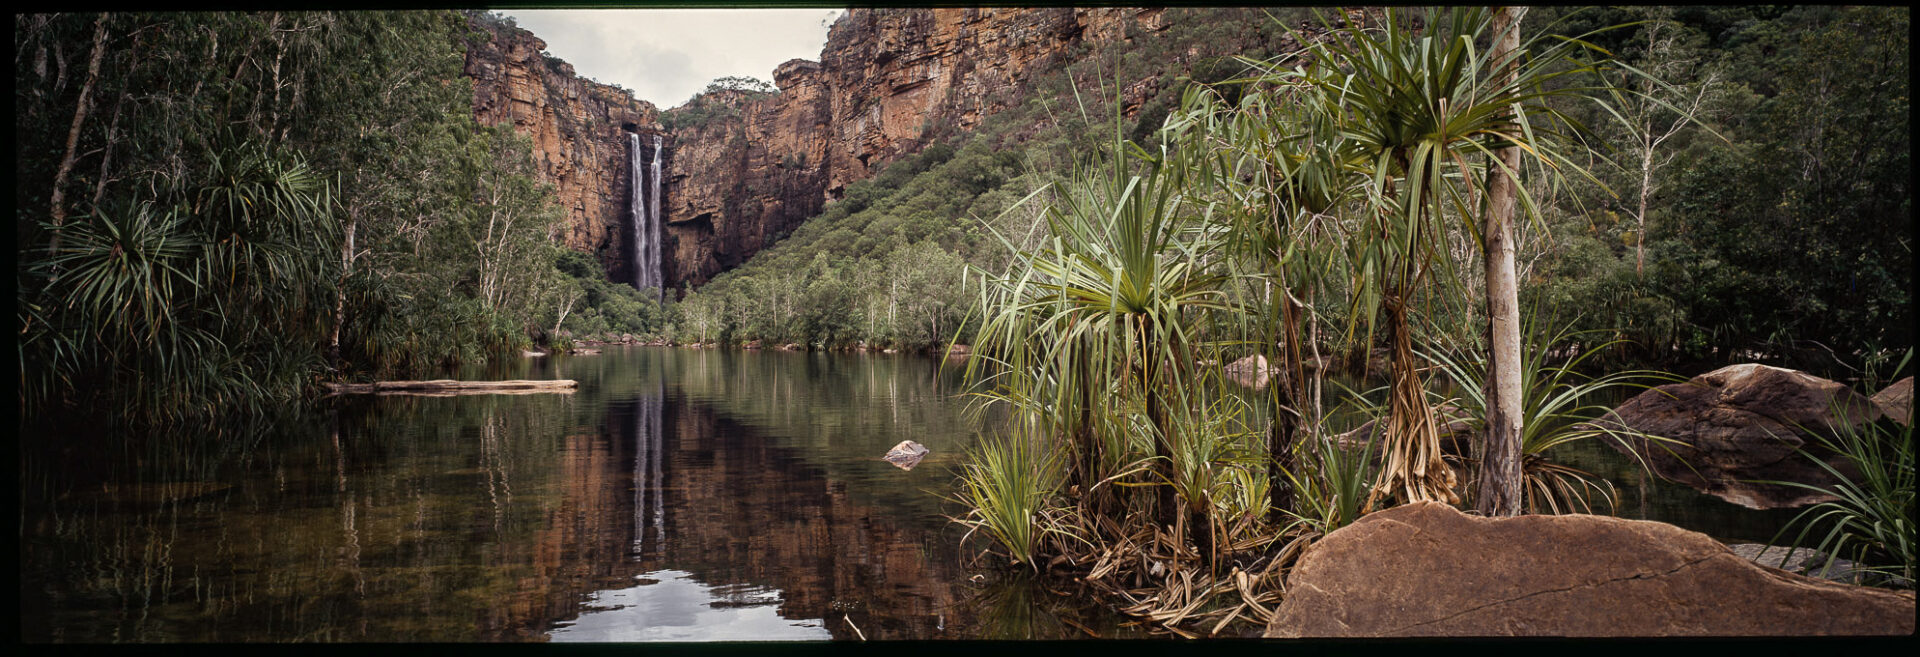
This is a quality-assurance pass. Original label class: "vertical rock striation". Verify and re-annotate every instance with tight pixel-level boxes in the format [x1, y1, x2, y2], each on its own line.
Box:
[660, 7, 1167, 289]
[463, 8, 1171, 291]
[463, 13, 664, 286]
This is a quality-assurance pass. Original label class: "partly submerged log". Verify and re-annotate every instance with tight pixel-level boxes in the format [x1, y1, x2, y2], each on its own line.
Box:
[323, 379, 577, 396]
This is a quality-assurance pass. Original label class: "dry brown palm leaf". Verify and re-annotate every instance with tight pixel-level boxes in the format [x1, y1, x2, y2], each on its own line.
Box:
[1208, 602, 1249, 636]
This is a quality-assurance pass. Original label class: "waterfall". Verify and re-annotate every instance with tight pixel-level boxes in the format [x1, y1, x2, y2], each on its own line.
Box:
[650, 135, 664, 302]
[630, 133, 668, 300]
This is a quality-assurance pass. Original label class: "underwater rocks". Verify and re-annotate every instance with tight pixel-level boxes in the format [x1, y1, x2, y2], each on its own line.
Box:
[1598, 363, 1882, 509]
[1265, 502, 1915, 637]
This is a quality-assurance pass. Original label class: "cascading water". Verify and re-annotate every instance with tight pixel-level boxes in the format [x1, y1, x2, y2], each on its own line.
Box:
[629, 133, 668, 300]
[650, 135, 664, 302]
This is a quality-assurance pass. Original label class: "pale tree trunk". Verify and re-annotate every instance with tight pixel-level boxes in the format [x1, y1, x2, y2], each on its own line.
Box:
[329, 209, 359, 369]
[1477, 6, 1527, 517]
[48, 14, 110, 261]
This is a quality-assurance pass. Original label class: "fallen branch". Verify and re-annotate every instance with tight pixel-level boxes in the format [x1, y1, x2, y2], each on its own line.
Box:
[322, 379, 577, 396]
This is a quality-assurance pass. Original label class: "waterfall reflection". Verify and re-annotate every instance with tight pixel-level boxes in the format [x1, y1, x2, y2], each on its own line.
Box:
[632, 381, 663, 556]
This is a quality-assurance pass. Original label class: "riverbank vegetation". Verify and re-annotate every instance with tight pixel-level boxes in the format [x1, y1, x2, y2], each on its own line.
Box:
[17, 11, 593, 425]
[652, 5, 1909, 381]
[943, 6, 1911, 636]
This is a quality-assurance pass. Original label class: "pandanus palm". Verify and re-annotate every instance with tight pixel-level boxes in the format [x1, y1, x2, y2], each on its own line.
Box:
[1289, 7, 1623, 510]
[1169, 73, 1358, 523]
[968, 139, 1232, 553]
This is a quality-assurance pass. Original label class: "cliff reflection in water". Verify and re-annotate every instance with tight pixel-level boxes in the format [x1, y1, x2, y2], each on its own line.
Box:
[20, 348, 1136, 642]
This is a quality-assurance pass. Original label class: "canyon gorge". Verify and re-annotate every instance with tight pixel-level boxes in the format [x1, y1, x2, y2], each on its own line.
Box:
[462, 7, 1167, 292]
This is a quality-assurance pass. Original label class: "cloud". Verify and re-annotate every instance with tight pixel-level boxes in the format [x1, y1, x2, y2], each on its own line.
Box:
[503, 9, 840, 108]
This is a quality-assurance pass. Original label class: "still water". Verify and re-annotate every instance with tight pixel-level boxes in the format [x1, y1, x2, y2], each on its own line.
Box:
[18, 348, 1804, 642]
[18, 347, 1143, 642]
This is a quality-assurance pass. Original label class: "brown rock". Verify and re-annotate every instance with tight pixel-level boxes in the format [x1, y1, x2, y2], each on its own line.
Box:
[1599, 363, 1882, 509]
[463, 14, 663, 284]
[658, 8, 1166, 289]
[1266, 502, 1915, 637]
[1871, 376, 1912, 426]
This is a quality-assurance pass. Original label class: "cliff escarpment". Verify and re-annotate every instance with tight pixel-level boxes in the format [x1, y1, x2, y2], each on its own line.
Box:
[462, 8, 1172, 291]
[660, 7, 1167, 288]
[463, 14, 664, 286]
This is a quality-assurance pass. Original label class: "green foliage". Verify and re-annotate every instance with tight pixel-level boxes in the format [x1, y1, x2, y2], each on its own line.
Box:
[952, 432, 1075, 568]
[704, 75, 775, 95]
[1535, 6, 1911, 373]
[17, 11, 578, 426]
[1279, 404, 1379, 535]
[1769, 352, 1915, 587]
[1424, 315, 1684, 514]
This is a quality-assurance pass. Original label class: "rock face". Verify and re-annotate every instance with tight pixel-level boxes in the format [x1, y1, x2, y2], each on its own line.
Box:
[659, 7, 1167, 289]
[1872, 376, 1912, 426]
[463, 14, 664, 285]
[1600, 363, 1882, 509]
[1266, 502, 1915, 637]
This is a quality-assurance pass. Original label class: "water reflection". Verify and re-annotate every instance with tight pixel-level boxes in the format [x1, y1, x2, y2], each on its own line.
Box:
[551, 570, 829, 642]
[20, 348, 1140, 642]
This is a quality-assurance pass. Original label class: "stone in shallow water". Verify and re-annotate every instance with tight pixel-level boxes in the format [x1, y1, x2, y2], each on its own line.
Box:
[1265, 502, 1915, 637]
[1725, 543, 1912, 589]
[1872, 376, 1912, 426]
[882, 440, 930, 470]
[1599, 363, 1881, 509]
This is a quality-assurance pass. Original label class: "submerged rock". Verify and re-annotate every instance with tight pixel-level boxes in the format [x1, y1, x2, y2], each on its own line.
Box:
[1598, 363, 1881, 509]
[1265, 502, 1916, 637]
[1871, 376, 1912, 426]
[882, 440, 930, 470]
[1726, 543, 1913, 589]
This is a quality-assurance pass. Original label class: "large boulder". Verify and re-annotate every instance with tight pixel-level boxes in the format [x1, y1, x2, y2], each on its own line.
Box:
[1871, 376, 1912, 426]
[1265, 502, 1915, 637]
[1599, 363, 1881, 509]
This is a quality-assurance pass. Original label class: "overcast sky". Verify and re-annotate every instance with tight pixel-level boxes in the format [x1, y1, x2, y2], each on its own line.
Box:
[503, 9, 842, 109]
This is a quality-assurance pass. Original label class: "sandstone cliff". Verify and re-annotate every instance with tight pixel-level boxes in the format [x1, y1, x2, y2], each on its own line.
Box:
[464, 8, 1174, 291]
[660, 7, 1167, 289]
[463, 13, 664, 286]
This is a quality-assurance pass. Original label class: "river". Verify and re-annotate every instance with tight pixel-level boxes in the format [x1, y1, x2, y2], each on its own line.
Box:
[17, 346, 1803, 642]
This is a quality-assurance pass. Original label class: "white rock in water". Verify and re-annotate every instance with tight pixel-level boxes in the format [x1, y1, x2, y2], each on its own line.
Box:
[882, 440, 930, 470]
[886, 440, 929, 457]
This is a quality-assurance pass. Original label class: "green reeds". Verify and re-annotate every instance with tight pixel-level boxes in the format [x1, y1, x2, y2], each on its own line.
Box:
[953, 432, 1078, 568]
[1768, 351, 1914, 586]
[1279, 397, 1381, 535]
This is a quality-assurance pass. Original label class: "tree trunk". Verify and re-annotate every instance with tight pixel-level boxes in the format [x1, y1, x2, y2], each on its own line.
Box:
[47, 14, 109, 260]
[1370, 291, 1458, 510]
[1477, 6, 1528, 518]
[329, 210, 358, 369]
[1140, 316, 1177, 531]
[1267, 286, 1302, 523]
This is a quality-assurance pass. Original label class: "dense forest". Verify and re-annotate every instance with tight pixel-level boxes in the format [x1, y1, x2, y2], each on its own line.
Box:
[15, 11, 646, 425]
[15, 6, 1910, 420]
[659, 5, 1910, 378]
